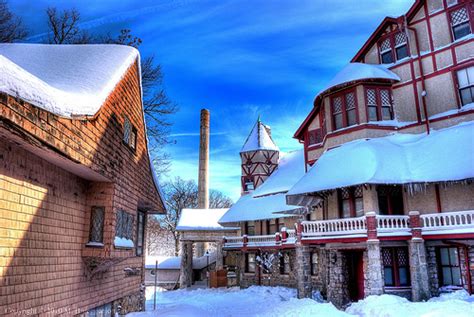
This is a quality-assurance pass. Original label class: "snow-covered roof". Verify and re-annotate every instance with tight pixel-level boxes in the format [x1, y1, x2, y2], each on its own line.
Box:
[315, 63, 400, 100]
[176, 208, 238, 231]
[0, 43, 138, 118]
[220, 150, 305, 223]
[287, 122, 474, 197]
[253, 150, 305, 197]
[219, 193, 302, 223]
[241, 119, 279, 153]
[145, 252, 217, 270]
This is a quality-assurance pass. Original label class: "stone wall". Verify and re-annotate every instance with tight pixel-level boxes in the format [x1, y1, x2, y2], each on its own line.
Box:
[327, 250, 350, 308]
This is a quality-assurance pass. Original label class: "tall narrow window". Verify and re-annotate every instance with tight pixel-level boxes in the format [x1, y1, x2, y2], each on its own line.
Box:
[377, 185, 404, 215]
[123, 115, 137, 151]
[365, 87, 393, 122]
[331, 89, 358, 131]
[338, 186, 364, 218]
[380, 38, 394, 64]
[394, 32, 409, 60]
[438, 247, 462, 286]
[269, 219, 277, 234]
[457, 66, 474, 106]
[246, 253, 256, 273]
[88, 206, 105, 244]
[450, 7, 471, 40]
[136, 211, 145, 256]
[382, 247, 410, 287]
[332, 96, 344, 130]
[345, 92, 357, 126]
[280, 252, 291, 274]
[115, 210, 134, 248]
[311, 252, 319, 276]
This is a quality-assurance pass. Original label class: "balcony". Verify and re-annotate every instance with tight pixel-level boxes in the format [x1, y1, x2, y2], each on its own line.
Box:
[223, 229, 296, 249]
[223, 210, 474, 249]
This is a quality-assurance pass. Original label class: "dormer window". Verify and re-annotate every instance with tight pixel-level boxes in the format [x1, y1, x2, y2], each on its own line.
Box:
[450, 7, 471, 40]
[331, 89, 358, 131]
[380, 38, 394, 64]
[379, 32, 409, 64]
[394, 32, 408, 60]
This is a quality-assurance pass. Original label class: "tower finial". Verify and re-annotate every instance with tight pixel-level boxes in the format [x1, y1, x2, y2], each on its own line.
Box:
[257, 114, 261, 123]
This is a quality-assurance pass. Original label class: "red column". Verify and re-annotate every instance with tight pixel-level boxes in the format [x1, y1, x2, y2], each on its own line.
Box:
[243, 235, 248, 247]
[409, 211, 422, 240]
[281, 228, 288, 243]
[275, 232, 281, 245]
[366, 211, 378, 241]
[296, 221, 303, 243]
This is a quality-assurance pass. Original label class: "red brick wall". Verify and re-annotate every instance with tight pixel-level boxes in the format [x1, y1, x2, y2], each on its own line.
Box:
[0, 60, 165, 314]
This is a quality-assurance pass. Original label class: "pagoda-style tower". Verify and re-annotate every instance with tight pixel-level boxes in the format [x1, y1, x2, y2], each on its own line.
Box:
[240, 118, 279, 194]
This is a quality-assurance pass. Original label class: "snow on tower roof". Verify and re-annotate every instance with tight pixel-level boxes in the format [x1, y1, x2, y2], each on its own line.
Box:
[177, 208, 238, 231]
[287, 122, 474, 198]
[0, 43, 139, 118]
[315, 63, 400, 101]
[219, 150, 305, 223]
[241, 119, 279, 153]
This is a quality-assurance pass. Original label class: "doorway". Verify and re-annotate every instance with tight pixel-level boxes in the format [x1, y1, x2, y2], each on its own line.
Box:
[346, 251, 364, 301]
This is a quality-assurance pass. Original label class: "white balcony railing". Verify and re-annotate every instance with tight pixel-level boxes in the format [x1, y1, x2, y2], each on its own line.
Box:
[301, 216, 367, 238]
[224, 236, 244, 248]
[247, 234, 276, 246]
[377, 215, 410, 236]
[421, 210, 474, 232]
[286, 229, 296, 243]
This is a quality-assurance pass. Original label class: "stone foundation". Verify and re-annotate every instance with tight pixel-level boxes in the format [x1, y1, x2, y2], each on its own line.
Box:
[112, 290, 145, 316]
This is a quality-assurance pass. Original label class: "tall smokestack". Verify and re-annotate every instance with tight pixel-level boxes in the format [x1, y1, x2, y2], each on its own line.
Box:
[195, 109, 209, 257]
[198, 109, 210, 209]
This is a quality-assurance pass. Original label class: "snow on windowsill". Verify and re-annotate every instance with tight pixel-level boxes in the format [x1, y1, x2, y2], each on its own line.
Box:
[114, 237, 134, 248]
[429, 102, 474, 120]
[85, 241, 104, 247]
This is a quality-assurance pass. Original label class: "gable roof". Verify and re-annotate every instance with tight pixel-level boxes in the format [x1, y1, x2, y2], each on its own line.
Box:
[0, 43, 138, 118]
[241, 119, 279, 153]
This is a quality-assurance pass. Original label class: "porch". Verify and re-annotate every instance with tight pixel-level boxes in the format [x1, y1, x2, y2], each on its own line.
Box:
[223, 210, 474, 248]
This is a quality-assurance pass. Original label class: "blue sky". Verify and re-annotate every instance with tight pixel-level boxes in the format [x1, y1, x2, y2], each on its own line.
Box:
[11, 0, 413, 201]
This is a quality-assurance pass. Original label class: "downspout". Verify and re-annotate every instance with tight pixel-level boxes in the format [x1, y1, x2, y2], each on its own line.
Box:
[407, 21, 430, 134]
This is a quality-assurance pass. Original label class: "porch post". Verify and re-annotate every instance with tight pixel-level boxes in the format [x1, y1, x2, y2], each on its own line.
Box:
[365, 212, 384, 296]
[179, 241, 193, 288]
[295, 220, 312, 299]
[216, 240, 224, 270]
[408, 211, 431, 301]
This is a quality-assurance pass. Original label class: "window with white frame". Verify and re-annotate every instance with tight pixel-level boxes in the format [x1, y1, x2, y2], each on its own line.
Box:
[136, 211, 146, 256]
[331, 89, 358, 130]
[379, 32, 409, 64]
[450, 7, 471, 40]
[457, 66, 474, 106]
[438, 247, 462, 286]
[394, 32, 409, 60]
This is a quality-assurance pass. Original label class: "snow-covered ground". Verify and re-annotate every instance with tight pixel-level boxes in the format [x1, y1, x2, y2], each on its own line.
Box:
[127, 286, 474, 317]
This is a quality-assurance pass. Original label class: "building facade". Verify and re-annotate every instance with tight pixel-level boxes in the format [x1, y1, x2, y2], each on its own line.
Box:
[220, 0, 474, 308]
[0, 44, 166, 315]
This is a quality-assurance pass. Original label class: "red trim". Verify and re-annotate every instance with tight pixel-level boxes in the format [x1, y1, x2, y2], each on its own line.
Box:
[423, 233, 474, 240]
[302, 237, 367, 245]
[294, 103, 320, 139]
[379, 235, 412, 241]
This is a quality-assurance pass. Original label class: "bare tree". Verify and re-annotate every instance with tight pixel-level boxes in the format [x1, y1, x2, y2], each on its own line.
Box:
[156, 177, 233, 255]
[0, 0, 27, 42]
[44, 7, 177, 174]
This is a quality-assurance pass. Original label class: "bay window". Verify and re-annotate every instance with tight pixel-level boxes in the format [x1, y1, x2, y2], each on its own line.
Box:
[382, 247, 410, 287]
[456, 66, 474, 106]
[365, 87, 393, 122]
[331, 89, 358, 130]
[338, 186, 364, 218]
